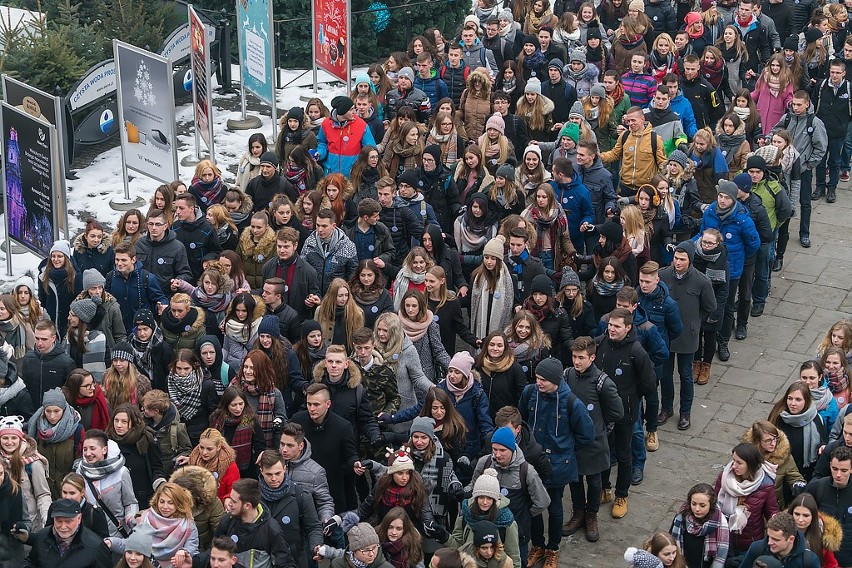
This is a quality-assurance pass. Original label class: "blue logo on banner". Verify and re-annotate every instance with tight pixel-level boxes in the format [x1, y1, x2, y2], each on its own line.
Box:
[183, 70, 193, 92]
[99, 109, 114, 133]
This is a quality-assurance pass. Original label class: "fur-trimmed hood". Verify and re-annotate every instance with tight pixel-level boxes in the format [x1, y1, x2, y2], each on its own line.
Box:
[228, 188, 255, 222]
[821, 513, 843, 552]
[169, 464, 219, 509]
[164, 304, 208, 336]
[467, 67, 494, 97]
[237, 225, 277, 260]
[743, 427, 792, 466]
[72, 231, 112, 255]
[312, 358, 363, 389]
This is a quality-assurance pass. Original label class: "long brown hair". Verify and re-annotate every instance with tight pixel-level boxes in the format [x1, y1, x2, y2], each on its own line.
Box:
[644, 532, 686, 568]
[768, 381, 813, 425]
[238, 350, 278, 393]
[419, 387, 468, 451]
[376, 507, 424, 565]
[42, 248, 76, 294]
[786, 493, 824, 558]
[373, 457, 427, 514]
[209, 385, 260, 427]
[316, 278, 365, 349]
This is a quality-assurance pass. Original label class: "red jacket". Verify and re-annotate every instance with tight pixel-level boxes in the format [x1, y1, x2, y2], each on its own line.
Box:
[217, 461, 241, 503]
[714, 471, 779, 553]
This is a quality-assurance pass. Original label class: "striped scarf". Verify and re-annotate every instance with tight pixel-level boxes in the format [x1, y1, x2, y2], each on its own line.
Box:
[168, 369, 203, 421]
[223, 414, 256, 470]
[239, 378, 276, 446]
[671, 504, 729, 568]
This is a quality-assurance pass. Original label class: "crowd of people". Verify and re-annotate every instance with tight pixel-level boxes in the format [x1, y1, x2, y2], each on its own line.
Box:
[0, 0, 851, 566]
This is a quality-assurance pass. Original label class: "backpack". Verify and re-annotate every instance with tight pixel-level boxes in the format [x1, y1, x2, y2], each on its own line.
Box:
[814, 79, 852, 119]
[620, 129, 662, 169]
[780, 112, 815, 145]
[440, 65, 471, 82]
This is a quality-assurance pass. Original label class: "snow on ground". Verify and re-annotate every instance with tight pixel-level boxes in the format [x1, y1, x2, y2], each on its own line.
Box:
[0, 66, 359, 288]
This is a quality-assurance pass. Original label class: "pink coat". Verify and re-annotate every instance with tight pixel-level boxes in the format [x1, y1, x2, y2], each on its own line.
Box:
[751, 81, 793, 134]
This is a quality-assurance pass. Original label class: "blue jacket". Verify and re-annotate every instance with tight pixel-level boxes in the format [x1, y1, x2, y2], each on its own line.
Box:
[595, 305, 670, 367]
[401, 194, 441, 231]
[438, 379, 494, 459]
[669, 92, 698, 139]
[695, 202, 760, 279]
[549, 173, 595, 251]
[106, 261, 168, 332]
[518, 381, 595, 487]
[413, 69, 449, 109]
[637, 282, 683, 346]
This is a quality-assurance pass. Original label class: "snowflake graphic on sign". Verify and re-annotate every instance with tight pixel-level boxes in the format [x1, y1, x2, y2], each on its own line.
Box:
[133, 59, 157, 107]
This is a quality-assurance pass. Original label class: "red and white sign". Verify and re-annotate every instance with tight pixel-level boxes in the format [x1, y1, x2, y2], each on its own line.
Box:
[313, 0, 350, 84]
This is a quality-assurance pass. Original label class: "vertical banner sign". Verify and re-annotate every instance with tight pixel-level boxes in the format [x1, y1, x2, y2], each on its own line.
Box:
[1, 103, 56, 257]
[2, 75, 69, 239]
[312, 0, 351, 84]
[189, 5, 215, 159]
[114, 41, 179, 185]
[236, 0, 275, 107]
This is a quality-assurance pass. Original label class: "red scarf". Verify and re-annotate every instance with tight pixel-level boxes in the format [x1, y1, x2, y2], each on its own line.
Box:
[75, 385, 110, 431]
[221, 414, 256, 470]
[380, 483, 415, 511]
[610, 83, 626, 106]
[234, 378, 276, 446]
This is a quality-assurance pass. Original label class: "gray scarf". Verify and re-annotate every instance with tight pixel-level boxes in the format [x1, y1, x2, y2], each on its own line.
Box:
[0, 376, 25, 406]
[79, 451, 126, 480]
[779, 402, 821, 467]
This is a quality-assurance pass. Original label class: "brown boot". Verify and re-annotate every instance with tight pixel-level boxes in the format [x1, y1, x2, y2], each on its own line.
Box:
[562, 510, 585, 536]
[543, 549, 559, 568]
[692, 360, 701, 381]
[527, 545, 545, 567]
[696, 362, 711, 385]
[585, 511, 600, 542]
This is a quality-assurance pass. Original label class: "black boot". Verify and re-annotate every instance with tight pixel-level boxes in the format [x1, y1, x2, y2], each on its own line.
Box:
[718, 340, 730, 361]
[772, 256, 784, 272]
[812, 187, 825, 200]
[828, 187, 837, 203]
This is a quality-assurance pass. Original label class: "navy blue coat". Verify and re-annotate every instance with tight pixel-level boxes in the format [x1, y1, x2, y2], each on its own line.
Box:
[105, 261, 168, 332]
[694, 201, 760, 280]
[637, 281, 683, 347]
[439, 378, 494, 459]
[37, 257, 83, 338]
[519, 380, 595, 487]
[549, 173, 595, 251]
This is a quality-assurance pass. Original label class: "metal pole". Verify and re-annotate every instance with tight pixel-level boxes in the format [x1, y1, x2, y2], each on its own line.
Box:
[311, 0, 318, 93]
[270, 0, 278, 141]
[218, 9, 234, 93]
[235, 0, 248, 120]
[190, 5, 203, 160]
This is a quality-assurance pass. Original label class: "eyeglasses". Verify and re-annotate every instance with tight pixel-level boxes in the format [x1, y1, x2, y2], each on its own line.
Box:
[80, 382, 95, 389]
[358, 546, 379, 554]
[761, 436, 778, 444]
[147, 222, 166, 228]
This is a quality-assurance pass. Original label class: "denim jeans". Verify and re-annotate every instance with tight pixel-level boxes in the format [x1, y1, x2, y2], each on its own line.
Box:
[817, 136, 845, 191]
[631, 413, 647, 471]
[751, 241, 773, 307]
[800, 169, 813, 239]
[569, 474, 602, 513]
[661, 352, 695, 415]
[530, 485, 566, 549]
[841, 121, 852, 173]
[540, 249, 554, 271]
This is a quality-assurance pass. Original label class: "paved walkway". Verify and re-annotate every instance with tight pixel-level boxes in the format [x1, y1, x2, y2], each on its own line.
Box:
[560, 182, 852, 566]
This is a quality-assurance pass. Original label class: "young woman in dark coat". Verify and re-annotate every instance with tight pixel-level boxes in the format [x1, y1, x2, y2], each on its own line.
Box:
[557, 268, 597, 339]
[522, 274, 573, 365]
[474, 331, 528, 418]
[423, 224, 469, 294]
[107, 403, 165, 506]
[425, 266, 479, 354]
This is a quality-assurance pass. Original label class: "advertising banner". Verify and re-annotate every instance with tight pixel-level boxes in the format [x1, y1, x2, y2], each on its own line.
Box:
[2, 102, 56, 257]
[236, 0, 275, 107]
[3, 75, 69, 238]
[113, 41, 178, 184]
[312, 0, 351, 84]
[189, 5, 214, 156]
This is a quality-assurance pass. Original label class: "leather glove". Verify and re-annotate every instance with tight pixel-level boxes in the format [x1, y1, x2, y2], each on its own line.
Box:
[677, 143, 689, 154]
[447, 481, 465, 502]
[323, 515, 341, 537]
[617, 196, 630, 206]
[377, 412, 392, 426]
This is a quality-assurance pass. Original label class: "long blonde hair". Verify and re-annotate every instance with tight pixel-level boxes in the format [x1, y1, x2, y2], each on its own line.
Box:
[504, 309, 551, 351]
[477, 130, 512, 165]
[516, 93, 550, 132]
[690, 127, 717, 153]
[206, 204, 237, 233]
[373, 312, 405, 367]
[582, 94, 613, 130]
[619, 204, 646, 242]
[316, 278, 365, 349]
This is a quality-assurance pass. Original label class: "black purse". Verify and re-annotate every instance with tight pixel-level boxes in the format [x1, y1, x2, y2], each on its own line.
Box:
[84, 476, 132, 538]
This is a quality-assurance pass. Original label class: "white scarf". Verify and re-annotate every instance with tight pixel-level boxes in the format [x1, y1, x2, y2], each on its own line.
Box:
[717, 462, 767, 533]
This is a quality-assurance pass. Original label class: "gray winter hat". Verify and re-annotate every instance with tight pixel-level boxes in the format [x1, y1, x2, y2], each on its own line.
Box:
[70, 298, 98, 324]
[560, 268, 581, 290]
[716, 180, 738, 201]
[348, 523, 380, 551]
[82, 268, 106, 291]
[42, 387, 67, 410]
[668, 149, 689, 169]
[124, 524, 154, 557]
[410, 416, 437, 440]
[496, 163, 515, 181]
[535, 357, 563, 385]
[398, 67, 415, 82]
[590, 83, 606, 99]
[569, 100, 584, 119]
[569, 49, 586, 64]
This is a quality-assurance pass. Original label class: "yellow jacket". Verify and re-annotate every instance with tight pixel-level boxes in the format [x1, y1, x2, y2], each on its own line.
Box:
[600, 123, 668, 189]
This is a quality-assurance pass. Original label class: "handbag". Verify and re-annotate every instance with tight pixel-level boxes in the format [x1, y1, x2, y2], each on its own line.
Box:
[83, 476, 132, 538]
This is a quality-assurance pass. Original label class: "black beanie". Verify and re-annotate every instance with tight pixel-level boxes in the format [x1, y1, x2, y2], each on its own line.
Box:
[301, 319, 322, 339]
[530, 274, 554, 296]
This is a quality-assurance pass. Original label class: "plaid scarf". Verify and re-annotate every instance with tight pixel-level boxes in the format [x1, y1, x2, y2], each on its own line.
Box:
[238, 378, 276, 446]
[671, 504, 729, 568]
[380, 482, 414, 511]
[825, 368, 849, 396]
[382, 539, 408, 568]
[168, 369, 203, 421]
[527, 205, 568, 257]
[223, 414, 256, 470]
